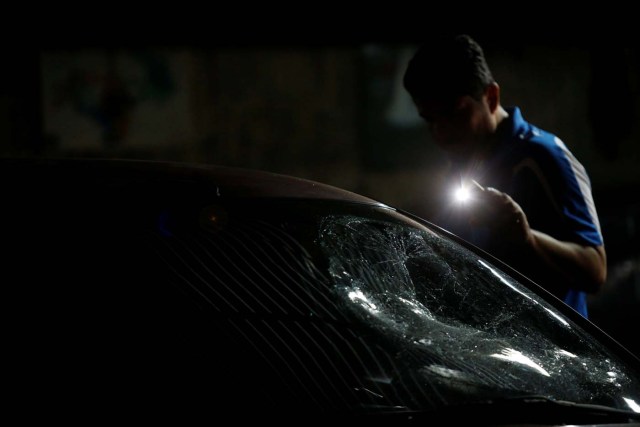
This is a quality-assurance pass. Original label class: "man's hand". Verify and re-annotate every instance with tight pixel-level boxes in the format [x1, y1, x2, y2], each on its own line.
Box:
[467, 183, 533, 248]
[463, 180, 606, 293]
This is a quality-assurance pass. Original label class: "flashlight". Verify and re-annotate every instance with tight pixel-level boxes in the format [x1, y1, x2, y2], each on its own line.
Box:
[454, 186, 471, 202]
[470, 179, 485, 192]
[454, 179, 484, 203]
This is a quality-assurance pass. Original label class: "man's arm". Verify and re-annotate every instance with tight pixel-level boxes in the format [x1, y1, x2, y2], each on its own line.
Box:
[472, 187, 607, 293]
[528, 230, 606, 293]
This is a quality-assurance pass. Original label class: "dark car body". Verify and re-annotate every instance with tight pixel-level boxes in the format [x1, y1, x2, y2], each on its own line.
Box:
[3, 159, 640, 424]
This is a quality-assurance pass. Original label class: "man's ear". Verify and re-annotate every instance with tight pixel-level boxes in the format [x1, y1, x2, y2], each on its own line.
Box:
[485, 82, 500, 113]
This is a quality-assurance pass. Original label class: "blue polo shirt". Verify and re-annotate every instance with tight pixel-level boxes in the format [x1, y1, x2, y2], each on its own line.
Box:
[439, 107, 603, 318]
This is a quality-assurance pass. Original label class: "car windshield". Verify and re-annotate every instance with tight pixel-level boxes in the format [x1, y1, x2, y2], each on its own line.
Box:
[152, 197, 640, 415]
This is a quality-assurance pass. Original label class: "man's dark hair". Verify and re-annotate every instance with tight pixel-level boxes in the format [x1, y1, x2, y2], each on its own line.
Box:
[403, 34, 495, 104]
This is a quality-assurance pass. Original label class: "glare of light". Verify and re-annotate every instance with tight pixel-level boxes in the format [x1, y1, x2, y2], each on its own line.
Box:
[477, 260, 570, 327]
[426, 364, 466, 380]
[348, 289, 378, 313]
[364, 376, 393, 385]
[397, 296, 435, 320]
[556, 349, 578, 358]
[491, 348, 550, 377]
[606, 371, 620, 385]
[353, 387, 384, 399]
[478, 260, 534, 300]
[623, 397, 640, 413]
[543, 307, 571, 327]
[454, 186, 471, 202]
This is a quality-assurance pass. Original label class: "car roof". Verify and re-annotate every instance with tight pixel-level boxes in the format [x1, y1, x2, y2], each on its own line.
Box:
[1, 158, 387, 206]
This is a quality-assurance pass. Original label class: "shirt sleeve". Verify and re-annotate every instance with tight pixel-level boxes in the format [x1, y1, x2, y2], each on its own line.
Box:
[510, 135, 603, 247]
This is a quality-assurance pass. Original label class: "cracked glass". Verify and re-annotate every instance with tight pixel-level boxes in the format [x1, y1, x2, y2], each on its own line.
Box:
[163, 199, 640, 415]
[313, 211, 640, 412]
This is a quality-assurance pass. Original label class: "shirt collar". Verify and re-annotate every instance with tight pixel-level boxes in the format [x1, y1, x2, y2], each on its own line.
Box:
[502, 106, 529, 139]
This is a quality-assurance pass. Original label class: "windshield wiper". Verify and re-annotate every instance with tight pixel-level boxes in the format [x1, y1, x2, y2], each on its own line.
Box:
[354, 395, 640, 425]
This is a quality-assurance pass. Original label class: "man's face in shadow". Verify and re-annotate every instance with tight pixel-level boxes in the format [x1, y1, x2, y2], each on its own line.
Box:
[414, 93, 494, 159]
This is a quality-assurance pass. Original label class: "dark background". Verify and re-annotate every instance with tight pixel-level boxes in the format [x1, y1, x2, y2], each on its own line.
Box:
[1, 20, 638, 355]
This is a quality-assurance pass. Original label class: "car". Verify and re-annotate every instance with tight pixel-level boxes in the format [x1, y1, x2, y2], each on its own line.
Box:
[3, 158, 640, 424]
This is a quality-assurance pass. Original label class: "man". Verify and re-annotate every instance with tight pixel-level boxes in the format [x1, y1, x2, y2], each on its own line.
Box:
[403, 34, 606, 317]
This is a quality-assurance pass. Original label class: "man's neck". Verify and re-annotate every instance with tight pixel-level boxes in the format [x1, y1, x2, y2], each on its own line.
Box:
[494, 105, 510, 134]
[451, 105, 510, 167]
[482, 105, 510, 153]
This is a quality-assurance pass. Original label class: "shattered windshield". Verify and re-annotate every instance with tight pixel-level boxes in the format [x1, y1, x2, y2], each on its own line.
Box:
[315, 212, 640, 412]
[165, 199, 640, 415]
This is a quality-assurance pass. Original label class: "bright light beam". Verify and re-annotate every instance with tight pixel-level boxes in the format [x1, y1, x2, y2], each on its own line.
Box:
[454, 186, 471, 202]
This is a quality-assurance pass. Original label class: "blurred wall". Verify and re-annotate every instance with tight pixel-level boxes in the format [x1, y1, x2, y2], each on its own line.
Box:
[36, 47, 362, 191]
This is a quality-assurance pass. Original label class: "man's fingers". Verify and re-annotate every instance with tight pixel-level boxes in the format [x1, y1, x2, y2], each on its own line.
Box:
[466, 185, 531, 244]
